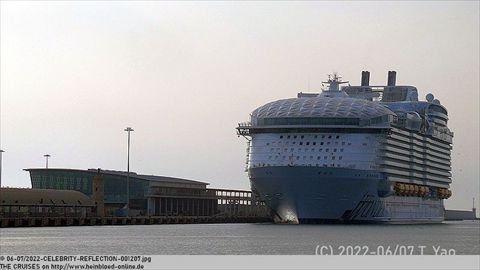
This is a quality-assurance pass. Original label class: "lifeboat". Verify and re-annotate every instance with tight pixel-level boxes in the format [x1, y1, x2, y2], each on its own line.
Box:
[413, 185, 419, 196]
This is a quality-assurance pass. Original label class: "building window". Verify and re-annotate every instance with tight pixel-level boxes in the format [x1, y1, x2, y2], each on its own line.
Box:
[280, 135, 283, 139]
[313, 142, 316, 145]
[336, 136, 340, 139]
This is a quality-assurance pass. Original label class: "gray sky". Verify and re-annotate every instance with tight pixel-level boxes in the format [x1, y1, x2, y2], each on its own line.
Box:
[1, 1, 479, 212]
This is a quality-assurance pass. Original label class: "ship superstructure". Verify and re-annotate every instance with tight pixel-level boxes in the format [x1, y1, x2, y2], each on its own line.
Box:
[237, 71, 453, 223]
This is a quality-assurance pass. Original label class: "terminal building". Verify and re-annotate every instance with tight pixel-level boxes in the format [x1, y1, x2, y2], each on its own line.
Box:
[24, 168, 268, 218]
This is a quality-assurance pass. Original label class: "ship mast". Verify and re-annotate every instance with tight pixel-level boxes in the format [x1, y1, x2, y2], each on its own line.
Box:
[322, 73, 349, 92]
[320, 73, 349, 97]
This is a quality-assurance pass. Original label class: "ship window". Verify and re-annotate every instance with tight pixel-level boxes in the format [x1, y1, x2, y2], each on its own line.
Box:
[300, 142, 303, 145]
[336, 136, 340, 139]
[301, 135, 304, 139]
[294, 135, 297, 139]
[328, 136, 332, 139]
[313, 142, 316, 145]
[287, 135, 291, 139]
[320, 142, 324, 145]
[306, 142, 310, 145]
[280, 136, 283, 139]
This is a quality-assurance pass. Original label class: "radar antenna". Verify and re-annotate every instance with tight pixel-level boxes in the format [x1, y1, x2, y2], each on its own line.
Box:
[322, 72, 349, 92]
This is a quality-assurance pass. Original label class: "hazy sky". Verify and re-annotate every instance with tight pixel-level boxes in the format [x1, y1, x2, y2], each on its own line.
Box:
[0, 1, 479, 212]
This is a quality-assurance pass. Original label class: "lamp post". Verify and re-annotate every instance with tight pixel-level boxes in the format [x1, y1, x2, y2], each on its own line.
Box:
[44, 154, 51, 169]
[124, 127, 134, 216]
[0, 149, 4, 188]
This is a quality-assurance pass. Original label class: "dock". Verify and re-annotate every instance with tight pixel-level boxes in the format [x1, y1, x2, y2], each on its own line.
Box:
[0, 215, 272, 228]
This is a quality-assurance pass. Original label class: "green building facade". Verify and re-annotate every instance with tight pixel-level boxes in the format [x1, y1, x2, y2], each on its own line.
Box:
[26, 169, 149, 209]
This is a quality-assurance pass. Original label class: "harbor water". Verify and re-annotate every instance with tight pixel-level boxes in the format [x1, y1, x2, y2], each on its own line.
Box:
[0, 221, 479, 255]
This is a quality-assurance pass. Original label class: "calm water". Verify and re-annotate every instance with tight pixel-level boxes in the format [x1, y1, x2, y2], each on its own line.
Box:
[1, 221, 479, 255]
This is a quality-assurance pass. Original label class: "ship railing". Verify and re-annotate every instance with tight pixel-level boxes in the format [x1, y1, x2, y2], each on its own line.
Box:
[236, 122, 252, 136]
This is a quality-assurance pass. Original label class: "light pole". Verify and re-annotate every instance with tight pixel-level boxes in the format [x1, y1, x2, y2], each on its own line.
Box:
[124, 127, 134, 216]
[44, 154, 51, 169]
[0, 150, 4, 188]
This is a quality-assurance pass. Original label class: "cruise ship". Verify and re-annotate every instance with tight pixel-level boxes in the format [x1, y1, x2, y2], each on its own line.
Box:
[237, 71, 453, 224]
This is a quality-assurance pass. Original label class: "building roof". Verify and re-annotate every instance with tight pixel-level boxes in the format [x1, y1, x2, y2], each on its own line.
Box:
[0, 188, 95, 206]
[251, 97, 394, 124]
[24, 168, 209, 186]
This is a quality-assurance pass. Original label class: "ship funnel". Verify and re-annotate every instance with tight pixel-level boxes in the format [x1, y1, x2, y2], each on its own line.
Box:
[361, 71, 370, 86]
[387, 71, 397, 86]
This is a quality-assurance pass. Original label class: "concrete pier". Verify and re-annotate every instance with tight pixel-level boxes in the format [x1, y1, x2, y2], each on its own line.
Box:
[0, 215, 272, 228]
